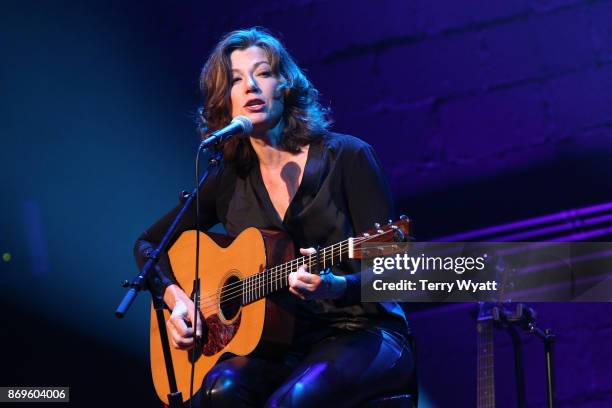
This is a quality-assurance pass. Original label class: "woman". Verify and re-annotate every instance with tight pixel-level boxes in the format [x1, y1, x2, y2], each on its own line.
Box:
[135, 27, 415, 407]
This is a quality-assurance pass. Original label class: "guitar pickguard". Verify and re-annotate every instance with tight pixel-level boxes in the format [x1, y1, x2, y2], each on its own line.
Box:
[202, 313, 241, 356]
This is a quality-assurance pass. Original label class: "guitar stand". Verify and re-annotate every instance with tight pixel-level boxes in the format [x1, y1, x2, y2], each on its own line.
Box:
[115, 150, 223, 408]
[493, 304, 556, 408]
[524, 312, 556, 408]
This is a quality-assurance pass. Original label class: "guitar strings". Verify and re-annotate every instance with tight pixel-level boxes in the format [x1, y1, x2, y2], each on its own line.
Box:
[196, 237, 355, 306]
[223, 232, 389, 301]
[196, 236, 364, 309]
[198, 232, 394, 311]
[237, 232, 394, 300]
[195, 260, 301, 314]
[197, 240, 352, 313]
[195, 235, 380, 314]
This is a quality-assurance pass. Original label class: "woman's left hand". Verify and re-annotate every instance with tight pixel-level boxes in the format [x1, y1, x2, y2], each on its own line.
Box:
[288, 247, 347, 301]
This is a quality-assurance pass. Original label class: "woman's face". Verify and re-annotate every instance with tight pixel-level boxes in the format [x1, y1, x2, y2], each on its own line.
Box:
[229, 46, 284, 133]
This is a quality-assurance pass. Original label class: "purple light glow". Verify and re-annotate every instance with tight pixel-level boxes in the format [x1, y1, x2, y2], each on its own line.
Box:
[433, 201, 612, 242]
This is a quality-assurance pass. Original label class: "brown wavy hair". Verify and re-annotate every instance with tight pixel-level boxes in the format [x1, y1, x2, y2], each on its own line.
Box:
[198, 27, 331, 173]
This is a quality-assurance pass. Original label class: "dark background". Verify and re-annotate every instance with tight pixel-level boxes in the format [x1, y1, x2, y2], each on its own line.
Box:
[2, 0, 612, 406]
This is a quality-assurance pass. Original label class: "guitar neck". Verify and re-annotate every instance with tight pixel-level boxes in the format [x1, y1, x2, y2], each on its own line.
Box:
[477, 319, 495, 408]
[241, 238, 354, 305]
[238, 217, 410, 305]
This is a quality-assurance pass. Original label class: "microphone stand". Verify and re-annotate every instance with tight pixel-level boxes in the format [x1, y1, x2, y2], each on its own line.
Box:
[115, 148, 222, 408]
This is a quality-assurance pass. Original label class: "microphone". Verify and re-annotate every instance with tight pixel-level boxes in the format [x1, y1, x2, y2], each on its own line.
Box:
[199, 116, 253, 150]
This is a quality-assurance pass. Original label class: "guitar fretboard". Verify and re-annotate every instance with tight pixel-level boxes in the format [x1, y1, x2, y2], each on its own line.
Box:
[477, 319, 495, 408]
[240, 237, 356, 305]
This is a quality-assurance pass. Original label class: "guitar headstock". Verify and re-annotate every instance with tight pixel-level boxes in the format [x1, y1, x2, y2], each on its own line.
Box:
[349, 215, 411, 259]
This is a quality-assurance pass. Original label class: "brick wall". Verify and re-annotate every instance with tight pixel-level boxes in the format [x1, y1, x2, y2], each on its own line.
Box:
[198, 2, 612, 406]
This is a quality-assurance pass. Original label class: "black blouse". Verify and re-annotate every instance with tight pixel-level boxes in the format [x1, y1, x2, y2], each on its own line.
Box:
[134, 132, 409, 339]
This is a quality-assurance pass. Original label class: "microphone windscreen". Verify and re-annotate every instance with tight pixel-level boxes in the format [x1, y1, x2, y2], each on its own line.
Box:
[231, 115, 253, 135]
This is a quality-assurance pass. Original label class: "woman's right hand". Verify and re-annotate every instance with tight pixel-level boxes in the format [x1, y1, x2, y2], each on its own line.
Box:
[163, 284, 204, 350]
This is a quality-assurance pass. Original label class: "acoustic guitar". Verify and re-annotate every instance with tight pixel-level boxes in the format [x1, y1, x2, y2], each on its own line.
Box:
[150, 217, 410, 403]
[476, 256, 513, 408]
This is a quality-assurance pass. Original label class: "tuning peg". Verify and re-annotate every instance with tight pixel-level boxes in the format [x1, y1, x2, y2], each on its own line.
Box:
[374, 222, 381, 228]
[399, 214, 408, 220]
[387, 219, 393, 225]
[363, 233, 370, 237]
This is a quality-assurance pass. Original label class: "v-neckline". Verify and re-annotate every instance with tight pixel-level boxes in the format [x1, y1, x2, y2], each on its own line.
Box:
[254, 143, 316, 225]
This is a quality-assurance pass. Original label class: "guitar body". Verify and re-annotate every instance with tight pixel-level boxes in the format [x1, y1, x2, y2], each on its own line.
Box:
[150, 228, 296, 404]
[147, 217, 411, 404]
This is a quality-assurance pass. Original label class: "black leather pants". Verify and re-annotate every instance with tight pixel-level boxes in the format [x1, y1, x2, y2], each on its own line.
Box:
[194, 327, 415, 408]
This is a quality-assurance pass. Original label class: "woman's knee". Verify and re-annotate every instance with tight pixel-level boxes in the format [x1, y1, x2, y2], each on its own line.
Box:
[265, 363, 345, 408]
[201, 357, 254, 407]
[201, 355, 286, 407]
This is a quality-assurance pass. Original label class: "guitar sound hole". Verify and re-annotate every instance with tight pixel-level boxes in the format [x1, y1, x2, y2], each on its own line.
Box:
[219, 275, 241, 321]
